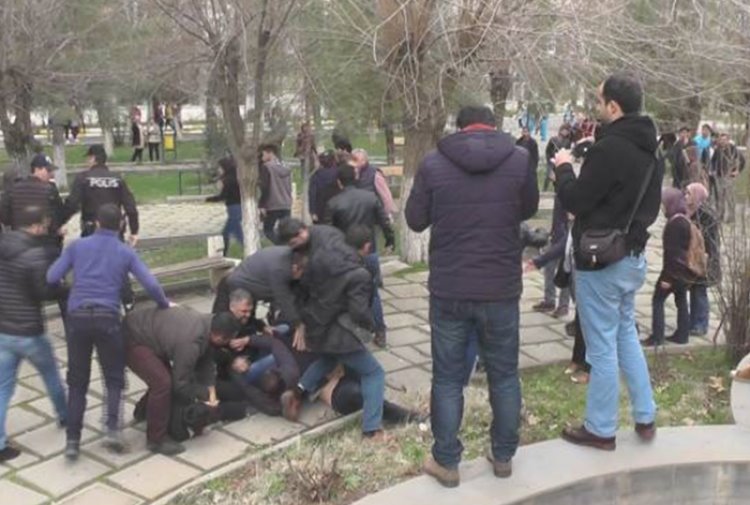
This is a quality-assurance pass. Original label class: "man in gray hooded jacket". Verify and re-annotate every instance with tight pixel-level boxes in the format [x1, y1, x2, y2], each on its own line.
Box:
[259, 144, 292, 244]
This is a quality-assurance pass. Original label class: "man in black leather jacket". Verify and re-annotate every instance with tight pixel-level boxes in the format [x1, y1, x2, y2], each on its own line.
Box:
[324, 163, 394, 347]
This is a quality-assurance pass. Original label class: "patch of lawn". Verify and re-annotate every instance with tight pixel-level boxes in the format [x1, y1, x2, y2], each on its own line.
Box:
[394, 262, 429, 278]
[171, 347, 732, 505]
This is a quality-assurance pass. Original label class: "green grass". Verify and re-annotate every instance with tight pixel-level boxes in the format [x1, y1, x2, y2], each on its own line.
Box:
[137, 240, 244, 269]
[170, 347, 733, 505]
[394, 262, 429, 278]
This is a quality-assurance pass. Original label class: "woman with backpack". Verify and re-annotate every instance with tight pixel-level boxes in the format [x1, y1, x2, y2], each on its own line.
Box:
[642, 188, 706, 346]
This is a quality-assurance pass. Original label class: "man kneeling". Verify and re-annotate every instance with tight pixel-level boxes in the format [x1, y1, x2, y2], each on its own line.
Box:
[124, 306, 239, 455]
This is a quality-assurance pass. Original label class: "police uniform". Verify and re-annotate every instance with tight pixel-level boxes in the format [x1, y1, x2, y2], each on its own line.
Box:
[64, 164, 139, 238]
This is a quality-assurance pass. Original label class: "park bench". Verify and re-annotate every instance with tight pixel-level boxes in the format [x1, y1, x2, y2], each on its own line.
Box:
[149, 236, 238, 291]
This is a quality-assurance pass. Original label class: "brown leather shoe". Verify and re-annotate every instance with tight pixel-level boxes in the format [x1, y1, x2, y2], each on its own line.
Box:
[280, 389, 302, 422]
[423, 456, 459, 488]
[486, 452, 512, 478]
[635, 422, 656, 441]
[561, 425, 616, 451]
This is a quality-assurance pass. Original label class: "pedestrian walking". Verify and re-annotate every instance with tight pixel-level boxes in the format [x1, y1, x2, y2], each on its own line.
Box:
[0, 206, 67, 462]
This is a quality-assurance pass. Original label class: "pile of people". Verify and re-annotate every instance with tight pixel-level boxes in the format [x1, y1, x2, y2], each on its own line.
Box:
[0, 142, 416, 464]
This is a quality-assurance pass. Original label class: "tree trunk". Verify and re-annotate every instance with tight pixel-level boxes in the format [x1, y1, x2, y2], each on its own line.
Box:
[384, 123, 396, 164]
[300, 154, 312, 223]
[399, 125, 438, 263]
[52, 124, 67, 191]
[489, 65, 513, 130]
[95, 101, 116, 156]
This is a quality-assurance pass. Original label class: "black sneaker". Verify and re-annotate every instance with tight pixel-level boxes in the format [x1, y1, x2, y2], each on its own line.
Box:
[147, 439, 185, 456]
[103, 430, 128, 454]
[0, 445, 21, 463]
[64, 439, 80, 461]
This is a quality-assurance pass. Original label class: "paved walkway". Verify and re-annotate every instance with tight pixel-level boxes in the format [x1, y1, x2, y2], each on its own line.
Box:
[2, 206, 722, 504]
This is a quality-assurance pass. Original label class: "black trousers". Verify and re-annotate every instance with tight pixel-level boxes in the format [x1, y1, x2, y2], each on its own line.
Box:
[131, 148, 143, 163]
[148, 143, 160, 161]
[571, 312, 591, 372]
[66, 308, 124, 440]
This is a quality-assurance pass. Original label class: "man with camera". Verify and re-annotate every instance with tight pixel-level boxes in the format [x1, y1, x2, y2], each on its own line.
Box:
[552, 73, 662, 451]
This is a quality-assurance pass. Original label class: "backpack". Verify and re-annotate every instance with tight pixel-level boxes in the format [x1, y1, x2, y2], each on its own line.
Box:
[672, 214, 707, 280]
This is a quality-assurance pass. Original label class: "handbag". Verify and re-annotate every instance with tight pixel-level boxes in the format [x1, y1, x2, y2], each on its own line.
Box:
[578, 159, 656, 267]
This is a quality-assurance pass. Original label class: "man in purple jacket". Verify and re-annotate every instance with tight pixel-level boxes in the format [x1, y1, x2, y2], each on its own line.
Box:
[47, 204, 170, 461]
[406, 105, 539, 488]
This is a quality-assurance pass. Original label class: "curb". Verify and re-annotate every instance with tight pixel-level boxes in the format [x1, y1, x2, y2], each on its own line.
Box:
[151, 412, 361, 505]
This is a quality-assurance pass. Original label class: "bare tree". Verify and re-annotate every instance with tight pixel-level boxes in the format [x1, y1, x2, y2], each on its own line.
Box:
[154, 0, 301, 254]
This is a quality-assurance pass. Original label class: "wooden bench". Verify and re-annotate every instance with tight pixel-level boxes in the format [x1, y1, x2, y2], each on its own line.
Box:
[150, 255, 238, 291]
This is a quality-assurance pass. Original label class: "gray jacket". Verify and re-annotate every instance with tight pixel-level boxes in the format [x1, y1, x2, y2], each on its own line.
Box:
[259, 159, 292, 211]
[227, 246, 301, 325]
[124, 305, 215, 402]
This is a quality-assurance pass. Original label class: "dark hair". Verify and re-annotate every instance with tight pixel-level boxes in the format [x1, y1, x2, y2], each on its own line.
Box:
[333, 137, 352, 153]
[260, 144, 279, 157]
[337, 163, 356, 187]
[210, 312, 241, 340]
[345, 224, 372, 250]
[456, 105, 496, 129]
[318, 150, 336, 169]
[96, 203, 121, 231]
[678, 126, 690, 133]
[259, 370, 284, 395]
[277, 217, 306, 244]
[218, 156, 237, 178]
[86, 144, 108, 165]
[16, 205, 46, 228]
[701, 123, 712, 131]
[601, 73, 643, 114]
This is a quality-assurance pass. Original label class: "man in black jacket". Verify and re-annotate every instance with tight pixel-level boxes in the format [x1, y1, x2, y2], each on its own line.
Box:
[0, 206, 67, 462]
[325, 163, 395, 347]
[711, 133, 745, 223]
[544, 125, 572, 190]
[552, 73, 660, 451]
[280, 225, 387, 441]
[669, 126, 691, 189]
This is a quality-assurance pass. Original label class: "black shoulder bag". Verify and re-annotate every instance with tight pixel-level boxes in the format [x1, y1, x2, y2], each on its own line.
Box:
[578, 159, 656, 267]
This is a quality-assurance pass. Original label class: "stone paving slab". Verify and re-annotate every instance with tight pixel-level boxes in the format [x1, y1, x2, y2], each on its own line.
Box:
[55, 483, 143, 505]
[0, 479, 48, 505]
[221, 413, 306, 446]
[106, 455, 201, 500]
[18, 454, 111, 496]
[175, 429, 249, 471]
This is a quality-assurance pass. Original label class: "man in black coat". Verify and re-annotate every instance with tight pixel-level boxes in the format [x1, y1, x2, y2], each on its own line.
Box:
[324, 163, 395, 347]
[669, 126, 692, 189]
[279, 225, 387, 442]
[552, 73, 660, 451]
[0, 206, 67, 462]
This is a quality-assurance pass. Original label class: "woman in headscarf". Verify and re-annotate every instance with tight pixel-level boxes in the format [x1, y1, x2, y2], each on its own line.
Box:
[685, 182, 720, 337]
[642, 188, 694, 346]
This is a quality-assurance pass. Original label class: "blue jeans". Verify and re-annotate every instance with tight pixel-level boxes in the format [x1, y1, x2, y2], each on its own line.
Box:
[430, 296, 521, 469]
[575, 255, 656, 438]
[223, 204, 244, 255]
[463, 330, 479, 386]
[299, 349, 385, 433]
[690, 284, 710, 334]
[241, 354, 277, 386]
[0, 334, 67, 449]
[364, 252, 386, 333]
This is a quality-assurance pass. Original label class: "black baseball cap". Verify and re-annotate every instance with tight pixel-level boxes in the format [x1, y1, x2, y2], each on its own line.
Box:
[30, 154, 57, 172]
[85, 144, 106, 159]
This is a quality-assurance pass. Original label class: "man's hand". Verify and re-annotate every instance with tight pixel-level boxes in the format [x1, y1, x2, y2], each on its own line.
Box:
[262, 325, 275, 337]
[259, 208, 267, 219]
[660, 281, 671, 290]
[292, 324, 307, 351]
[229, 336, 250, 352]
[128, 234, 139, 248]
[523, 259, 537, 274]
[168, 301, 179, 308]
[553, 148, 574, 168]
[231, 356, 250, 374]
[205, 386, 219, 407]
[58, 226, 67, 237]
[731, 170, 739, 178]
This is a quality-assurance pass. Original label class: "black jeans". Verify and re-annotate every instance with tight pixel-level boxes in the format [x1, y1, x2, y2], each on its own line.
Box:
[263, 209, 291, 245]
[131, 148, 143, 163]
[331, 377, 418, 424]
[652, 276, 690, 344]
[148, 143, 160, 161]
[66, 308, 124, 440]
[571, 312, 591, 372]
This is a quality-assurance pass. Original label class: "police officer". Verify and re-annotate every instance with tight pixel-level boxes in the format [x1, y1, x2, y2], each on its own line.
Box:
[0, 154, 70, 317]
[0, 154, 66, 245]
[63, 145, 139, 309]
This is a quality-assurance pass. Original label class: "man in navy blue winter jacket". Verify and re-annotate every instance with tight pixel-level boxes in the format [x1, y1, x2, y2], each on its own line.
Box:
[405, 105, 539, 488]
[47, 204, 169, 461]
